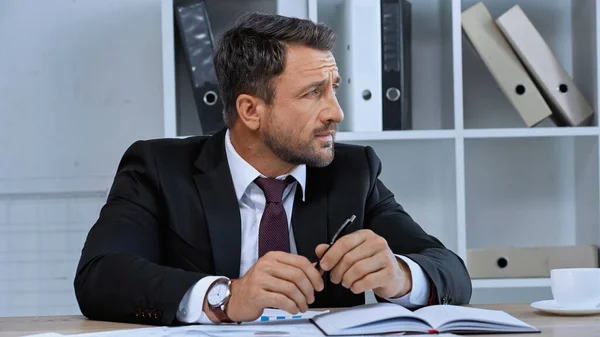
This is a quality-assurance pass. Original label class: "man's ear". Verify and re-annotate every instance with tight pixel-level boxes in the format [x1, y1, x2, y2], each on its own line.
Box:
[236, 94, 267, 131]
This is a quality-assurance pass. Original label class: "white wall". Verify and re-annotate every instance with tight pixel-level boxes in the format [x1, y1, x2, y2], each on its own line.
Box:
[0, 0, 164, 316]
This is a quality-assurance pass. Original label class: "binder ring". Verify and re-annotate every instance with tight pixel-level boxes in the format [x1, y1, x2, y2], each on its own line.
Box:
[362, 90, 372, 101]
[204, 91, 218, 106]
[515, 85, 526, 95]
[386, 88, 401, 102]
[559, 84, 568, 93]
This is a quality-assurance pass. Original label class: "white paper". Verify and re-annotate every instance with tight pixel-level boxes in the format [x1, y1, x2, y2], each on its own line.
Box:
[167, 321, 324, 336]
[23, 330, 462, 337]
[253, 308, 328, 322]
[21, 310, 330, 337]
[20, 310, 465, 337]
[23, 323, 323, 337]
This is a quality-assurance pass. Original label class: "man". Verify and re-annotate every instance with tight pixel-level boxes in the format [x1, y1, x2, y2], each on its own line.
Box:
[74, 12, 471, 326]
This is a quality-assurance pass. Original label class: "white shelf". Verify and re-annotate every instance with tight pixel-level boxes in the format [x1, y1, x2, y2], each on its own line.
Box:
[463, 126, 600, 139]
[472, 278, 551, 289]
[336, 130, 455, 142]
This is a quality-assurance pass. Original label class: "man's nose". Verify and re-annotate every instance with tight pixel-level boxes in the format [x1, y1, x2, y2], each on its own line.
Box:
[322, 94, 344, 124]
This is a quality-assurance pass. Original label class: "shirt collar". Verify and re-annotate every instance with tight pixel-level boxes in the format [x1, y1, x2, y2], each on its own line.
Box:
[224, 129, 306, 202]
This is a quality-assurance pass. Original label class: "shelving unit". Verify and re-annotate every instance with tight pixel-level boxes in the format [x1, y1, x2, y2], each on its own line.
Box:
[472, 278, 551, 289]
[464, 126, 600, 138]
[161, 0, 600, 304]
[335, 130, 456, 141]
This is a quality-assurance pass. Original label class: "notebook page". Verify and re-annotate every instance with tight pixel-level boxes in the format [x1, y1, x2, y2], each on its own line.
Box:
[312, 302, 420, 331]
[415, 305, 535, 331]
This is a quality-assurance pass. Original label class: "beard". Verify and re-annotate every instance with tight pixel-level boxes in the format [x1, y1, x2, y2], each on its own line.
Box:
[263, 123, 336, 167]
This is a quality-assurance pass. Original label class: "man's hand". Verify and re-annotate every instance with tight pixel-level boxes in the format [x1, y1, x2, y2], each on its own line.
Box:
[211, 251, 324, 322]
[315, 229, 411, 299]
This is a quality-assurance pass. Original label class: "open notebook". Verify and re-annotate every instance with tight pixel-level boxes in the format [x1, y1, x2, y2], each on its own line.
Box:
[311, 302, 540, 335]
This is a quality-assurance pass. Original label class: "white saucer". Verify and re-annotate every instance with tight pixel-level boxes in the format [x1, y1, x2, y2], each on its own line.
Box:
[531, 300, 600, 316]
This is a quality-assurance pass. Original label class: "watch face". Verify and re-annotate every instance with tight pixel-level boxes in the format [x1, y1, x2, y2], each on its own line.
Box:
[207, 282, 229, 306]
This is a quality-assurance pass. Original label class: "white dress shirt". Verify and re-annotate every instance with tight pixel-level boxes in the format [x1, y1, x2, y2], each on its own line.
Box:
[176, 129, 430, 323]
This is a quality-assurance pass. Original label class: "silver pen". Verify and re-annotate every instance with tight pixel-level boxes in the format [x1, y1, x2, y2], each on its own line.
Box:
[315, 215, 356, 271]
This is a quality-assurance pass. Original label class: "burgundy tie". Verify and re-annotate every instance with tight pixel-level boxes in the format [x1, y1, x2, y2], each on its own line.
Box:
[255, 176, 295, 257]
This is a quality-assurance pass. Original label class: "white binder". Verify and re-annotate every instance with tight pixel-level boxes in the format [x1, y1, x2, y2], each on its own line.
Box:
[496, 5, 594, 127]
[461, 2, 552, 127]
[335, 0, 382, 132]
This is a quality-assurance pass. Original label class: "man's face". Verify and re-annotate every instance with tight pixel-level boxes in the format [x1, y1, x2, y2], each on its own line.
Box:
[260, 44, 344, 167]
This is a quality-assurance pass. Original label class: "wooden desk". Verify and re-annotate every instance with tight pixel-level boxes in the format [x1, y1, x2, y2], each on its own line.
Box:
[1, 304, 599, 337]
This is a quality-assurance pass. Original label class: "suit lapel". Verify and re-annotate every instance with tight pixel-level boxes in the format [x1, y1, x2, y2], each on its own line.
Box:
[193, 129, 242, 279]
[191, 129, 332, 278]
[292, 167, 329, 263]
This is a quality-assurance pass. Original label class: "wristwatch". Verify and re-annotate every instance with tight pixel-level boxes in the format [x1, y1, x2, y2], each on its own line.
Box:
[206, 277, 234, 323]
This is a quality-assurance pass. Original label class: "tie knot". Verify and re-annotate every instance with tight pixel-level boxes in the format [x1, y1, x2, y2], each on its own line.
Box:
[254, 176, 294, 203]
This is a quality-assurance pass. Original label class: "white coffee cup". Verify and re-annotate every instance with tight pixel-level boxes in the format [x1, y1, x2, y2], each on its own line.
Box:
[550, 268, 600, 308]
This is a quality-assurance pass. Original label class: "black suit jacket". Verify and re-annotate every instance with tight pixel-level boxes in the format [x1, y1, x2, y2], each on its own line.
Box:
[74, 128, 472, 326]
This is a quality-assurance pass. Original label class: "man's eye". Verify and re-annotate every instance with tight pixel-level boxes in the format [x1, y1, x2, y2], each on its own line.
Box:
[306, 85, 338, 98]
[307, 88, 320, 97]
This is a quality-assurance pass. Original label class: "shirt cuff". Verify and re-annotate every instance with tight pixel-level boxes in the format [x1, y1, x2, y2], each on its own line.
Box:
[176, 276, 223, 324]
[383, 255, 430, 308]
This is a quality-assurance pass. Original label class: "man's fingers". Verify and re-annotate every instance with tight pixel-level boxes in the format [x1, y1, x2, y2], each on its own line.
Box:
[315, 244, 329, 259]
[262, 290, 301, 315]
[329, 243, 380, 284]
[271, 263, 317, 304]
[273, 253, 324, 292]
[319, 231, 368, 272]
[349, 268, 389, 294]
[341, 252, 387, 288]
[263, 275, 309, 312]
[260, 254, 319, 304]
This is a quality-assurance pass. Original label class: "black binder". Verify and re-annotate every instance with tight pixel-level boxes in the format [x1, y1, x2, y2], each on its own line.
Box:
[174, 0, 224, 135]
[381, 0, 412, 130]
